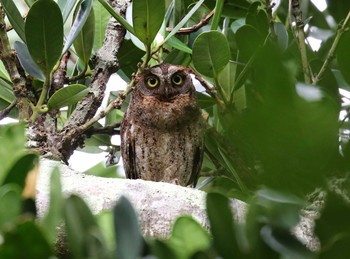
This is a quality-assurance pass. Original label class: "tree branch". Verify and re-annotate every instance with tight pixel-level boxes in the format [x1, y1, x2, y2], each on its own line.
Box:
[166, 8, 215, 35]
[313, 10, 350, 85]
[0, 98, 17, 120]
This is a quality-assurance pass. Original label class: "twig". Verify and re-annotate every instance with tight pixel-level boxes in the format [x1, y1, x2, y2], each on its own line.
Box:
[190, 68, 224, 108]
[313, 10, 350, 85]
[0, 98, 18, 120]
[265, 0, 277, 40]
[166, 8, 215, 34]
[85, 122, 121, 137]
[290, 0, 312, 84]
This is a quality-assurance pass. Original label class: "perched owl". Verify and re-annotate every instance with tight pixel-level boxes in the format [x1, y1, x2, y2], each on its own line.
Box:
[120, 63, 205, 187]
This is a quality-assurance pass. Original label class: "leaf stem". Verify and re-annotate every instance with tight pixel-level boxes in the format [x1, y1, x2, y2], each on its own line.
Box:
[210, 0, 224, 30]
[313, 10, 350, 85]
[30, 75, 51, 122]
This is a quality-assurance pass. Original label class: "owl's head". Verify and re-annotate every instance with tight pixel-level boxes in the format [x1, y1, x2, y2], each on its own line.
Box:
[135, 64, 195, 101]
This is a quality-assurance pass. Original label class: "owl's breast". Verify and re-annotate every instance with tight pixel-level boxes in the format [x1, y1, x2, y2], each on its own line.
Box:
[133, 94, 202, 130]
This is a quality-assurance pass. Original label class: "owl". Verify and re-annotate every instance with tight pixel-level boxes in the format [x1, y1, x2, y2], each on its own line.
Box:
[120, 63, 205, 187]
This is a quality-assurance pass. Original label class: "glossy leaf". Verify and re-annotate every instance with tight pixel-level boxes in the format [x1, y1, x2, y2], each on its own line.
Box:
[218, 61, 237, 98]
[0, 0, 26, 41]
[0, 81, 15, 103]
[0, 184, 21, 229]
[235, 24, 263, 59]
[169, 216, 210, 258]
[166, 36, 192, 54]
[0, 123, 26, 185]
[206, 192, 241, 258]
[93, 0, 110, 50]
[41, 167, 63, 243]
[47, 84, 90, 110]
[64, 195, 107, 259]
[274, 22, 288, 51]
[62, 0, 93, 55]
[192, 31, 230, 77]
[114, 196, 143, 259]
[117, 40, 145, 80]
[57, 0, 77, 23]
[25, 0, 64, 75]
[14, 41, 45, 81]
[3, 153, 38, 190]
[73, 2, 95, 65]
[132, 0, 165, 46]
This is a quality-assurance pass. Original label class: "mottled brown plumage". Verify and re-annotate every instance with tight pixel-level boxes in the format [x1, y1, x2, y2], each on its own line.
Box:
[120, 64, 205, 186]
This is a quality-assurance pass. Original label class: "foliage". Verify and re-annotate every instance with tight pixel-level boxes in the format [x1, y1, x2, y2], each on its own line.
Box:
[1, 0, 350, 258]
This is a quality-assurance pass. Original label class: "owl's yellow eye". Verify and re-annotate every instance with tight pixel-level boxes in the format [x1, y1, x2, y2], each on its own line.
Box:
[171, 74, 183, 86]
[146, 76, 159, 87]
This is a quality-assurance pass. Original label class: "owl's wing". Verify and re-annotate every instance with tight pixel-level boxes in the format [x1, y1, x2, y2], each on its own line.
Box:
[121, 120, 140, 179]
[188, 144, 204, 187]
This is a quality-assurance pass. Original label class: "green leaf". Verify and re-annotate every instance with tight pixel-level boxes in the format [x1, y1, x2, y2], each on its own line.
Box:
[337, 30, 350, 85]
[93, 0, 110, 51]
[152, 240, 177, 259]
[163, 0, 205, 44]
[218, 61, 237, 98]
[64, 195, 108, 259]
[0, 123, 26, 185]
[274, 22, 288, 51]
[166, 36, 192, 54]
[235, 24, 263, 60]
[62, 0, 93, 55]
[0, 61, 10, 82]
[47, 84, 90, 110]
[0, 0, 26, 42]
[114, 196, 143, 259]
[169, 216, 210, 258]
[73, 2, 95, 65]
[0, 81, 15, 103]
[57, 0, 77, 23]
[117, 40, 145, 80]
[0, 221, 53, 258]
[192, 31, 230, 77]
[132, 0, 165, 46]
[25, 0, 64, 76]
[14, 41, 45, 81]
[0, 184, 22, 229]
[41, 167, 64, 243]
[3, 153, 38, 190]
[206, 192, 241, 258]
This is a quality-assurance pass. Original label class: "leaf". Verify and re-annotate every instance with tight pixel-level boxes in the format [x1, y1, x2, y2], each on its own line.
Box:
[73, 2, 95, 65]
[218, 61, 237, 98]
[0, 123, 26, 186]
[0, 0, 26, 41]
[274, 22, 288, 51]
[235, 24, 263, 60]
[41, 167, 64, 243]
[206, 192, 241, 258]
[166, 36, 192, 54]
[117, 40, 145, 80]
[192, 31, 230, 78]
[47, 84, 90, 110]
[14, 41, 45, 81]
[162, 0, 205, 44]
[0, 60, 10, 82]
[57, 0, 77, 23]
[152, 240, 177, 259]
[0, 81, 15, 103]
[0, 221, 53, 258]
[337, 30, 350, 85]
[114, 196, 143, 259]
[62, 0, 93, 55]
[132, 0, 165, 46]
[169, 216, 211, 258]
[3, 153, 38, 190]
[93, 0, 110, 51]
[64, 195, 107, 259]
[25, 0, 64, 76]
[0, 184, 21, 229]
[97, 0, 134, 34]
